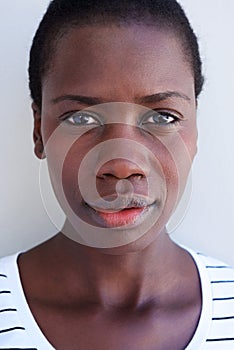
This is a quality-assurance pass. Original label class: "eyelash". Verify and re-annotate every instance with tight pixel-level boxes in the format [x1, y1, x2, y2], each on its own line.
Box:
[141, 110, 181, 127]
[60, 109, 182, 128]
[61, 111, 102, 126]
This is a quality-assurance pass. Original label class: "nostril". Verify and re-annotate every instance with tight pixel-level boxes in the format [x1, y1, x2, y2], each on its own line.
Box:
[103, 173, 113, 178]
[96, 159, 148, 179]
[131, 173, 145, 179]
[98, 173, 123, 179]
[98, 173, 144, 180]
[96, 173, 110, 179]
[126, 174, 144, 180]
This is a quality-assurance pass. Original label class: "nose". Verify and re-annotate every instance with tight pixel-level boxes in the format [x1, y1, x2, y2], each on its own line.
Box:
[95, 124, 151, 180]
[97, 159, 146, 179]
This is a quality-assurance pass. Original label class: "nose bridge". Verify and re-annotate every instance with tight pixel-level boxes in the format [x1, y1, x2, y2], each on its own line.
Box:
[107, 123, 137, 140]
[98, 101, 143, 127]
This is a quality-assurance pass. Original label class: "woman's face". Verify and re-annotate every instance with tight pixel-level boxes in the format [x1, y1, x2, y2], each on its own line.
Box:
[34, 24, 197, 250]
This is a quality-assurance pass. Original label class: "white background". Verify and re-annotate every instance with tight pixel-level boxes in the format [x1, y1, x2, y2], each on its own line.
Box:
[0, 1, 234, 264]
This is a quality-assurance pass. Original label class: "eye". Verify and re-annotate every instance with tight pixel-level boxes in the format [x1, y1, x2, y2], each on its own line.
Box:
[142, 110, 180, 126]
[62, 111, 101, 126]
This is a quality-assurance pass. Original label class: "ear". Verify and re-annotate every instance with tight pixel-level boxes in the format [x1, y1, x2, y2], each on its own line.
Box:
[32, 102, 46, 159]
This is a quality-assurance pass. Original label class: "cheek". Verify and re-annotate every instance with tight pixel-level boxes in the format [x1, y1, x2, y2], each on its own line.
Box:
[154, 126, 196, 212]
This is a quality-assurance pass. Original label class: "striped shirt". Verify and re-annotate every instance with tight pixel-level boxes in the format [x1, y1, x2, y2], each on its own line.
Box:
[0, 249, 234, 349]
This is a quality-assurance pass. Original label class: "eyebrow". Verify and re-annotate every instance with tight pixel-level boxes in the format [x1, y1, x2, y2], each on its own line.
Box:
[137, 91, 191, 104]
[51, 91, 191, 106]
[51, 95, 104, 105]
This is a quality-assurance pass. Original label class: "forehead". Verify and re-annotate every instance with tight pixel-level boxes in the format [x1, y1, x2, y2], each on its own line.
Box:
[42, 24, 195, 102]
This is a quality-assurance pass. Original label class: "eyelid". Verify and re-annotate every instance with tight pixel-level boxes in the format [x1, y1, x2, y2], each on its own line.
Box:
[59, 110, 103, 124]
[150, 109, 185, 120]
[58, 108, 185, 126]
[139, 108, 182, 125]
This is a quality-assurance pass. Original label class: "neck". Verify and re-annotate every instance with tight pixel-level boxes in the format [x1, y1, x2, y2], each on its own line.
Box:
[41, 221, 191, 310]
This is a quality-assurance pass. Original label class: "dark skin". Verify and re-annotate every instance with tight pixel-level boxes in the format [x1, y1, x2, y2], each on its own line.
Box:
[19, 25, 201, 349]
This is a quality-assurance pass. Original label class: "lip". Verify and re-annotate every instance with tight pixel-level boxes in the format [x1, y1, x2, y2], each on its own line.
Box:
[86, 203, 155, 228]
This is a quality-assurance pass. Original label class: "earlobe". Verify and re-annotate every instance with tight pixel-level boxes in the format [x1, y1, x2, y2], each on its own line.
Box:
[32, 102, 46, 159]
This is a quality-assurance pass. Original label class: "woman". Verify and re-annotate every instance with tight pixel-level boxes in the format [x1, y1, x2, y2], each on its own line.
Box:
[0, 0, 234, 349]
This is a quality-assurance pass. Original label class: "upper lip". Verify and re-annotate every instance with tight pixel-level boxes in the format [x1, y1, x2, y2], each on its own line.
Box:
[85, 195, 156, 213]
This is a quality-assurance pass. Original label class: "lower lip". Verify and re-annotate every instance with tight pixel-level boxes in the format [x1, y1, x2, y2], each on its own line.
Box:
[95, 207, 147, 227]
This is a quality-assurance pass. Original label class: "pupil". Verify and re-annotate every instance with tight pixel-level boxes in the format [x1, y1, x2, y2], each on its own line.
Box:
[74, 114, 88, 124]
[153, 113, 169, 124]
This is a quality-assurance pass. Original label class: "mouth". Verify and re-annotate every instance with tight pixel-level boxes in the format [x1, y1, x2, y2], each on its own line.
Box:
[96, 206, 148, 227]
[85, 200, 156, 228]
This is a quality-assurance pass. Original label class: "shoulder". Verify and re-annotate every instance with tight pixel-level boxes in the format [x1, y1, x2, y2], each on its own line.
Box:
[0, 253, 19, 315]
[0, 253, 28, 346]
[193, 251, 234, 284]
[187, 249, 234, 347]
[0, 253, 17, 294]
[0, 253, 22, 311]
[188, 249, 234, 298]
[0, 253, 19, 283]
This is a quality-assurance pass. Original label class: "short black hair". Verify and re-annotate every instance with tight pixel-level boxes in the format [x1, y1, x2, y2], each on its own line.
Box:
[29, 0, 204, 109]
